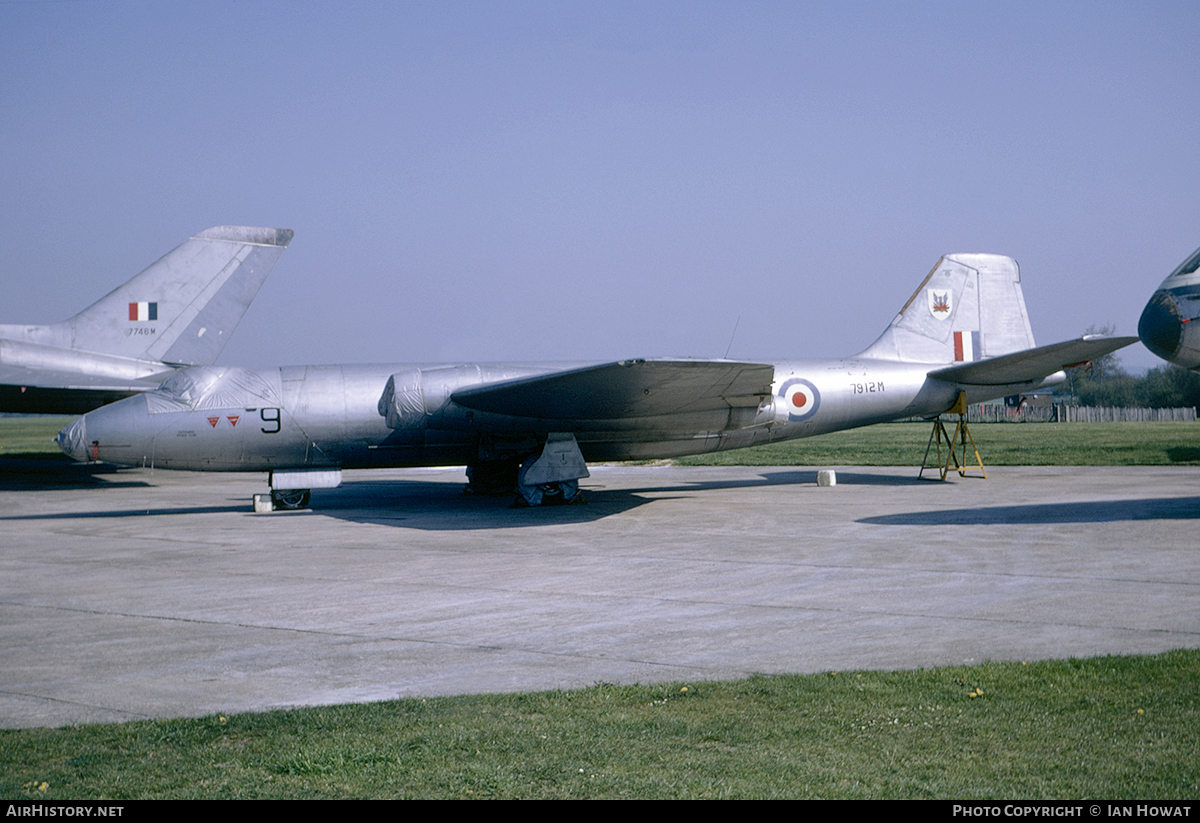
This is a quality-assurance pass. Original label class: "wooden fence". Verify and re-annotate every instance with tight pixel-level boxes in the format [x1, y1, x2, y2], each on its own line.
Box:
[958, 405, 1197, 423]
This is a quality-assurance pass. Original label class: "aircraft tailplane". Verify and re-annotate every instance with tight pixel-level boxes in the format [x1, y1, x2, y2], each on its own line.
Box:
[857, 253, 1036, 364]
[49, 226, 293, 366]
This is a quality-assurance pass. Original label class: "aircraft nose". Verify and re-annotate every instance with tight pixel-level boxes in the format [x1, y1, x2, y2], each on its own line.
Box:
[55, 416, 90, 462]
[1138, 289, 1183, 362]
[55, 394, 153, 466]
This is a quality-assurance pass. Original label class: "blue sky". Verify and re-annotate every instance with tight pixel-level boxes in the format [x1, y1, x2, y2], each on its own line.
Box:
[3, 1, 1197, 373]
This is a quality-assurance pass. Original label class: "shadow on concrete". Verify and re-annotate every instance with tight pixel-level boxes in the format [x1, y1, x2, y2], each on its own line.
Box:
[630, 468, 932, 492]
[314, 468, 928, 531]
[0, 457, 150, 491]
[289, 476, 676, 529]
[0, 465, 941, 528]
[859, 496, 1200, 526]
[0, 505, 254, 521]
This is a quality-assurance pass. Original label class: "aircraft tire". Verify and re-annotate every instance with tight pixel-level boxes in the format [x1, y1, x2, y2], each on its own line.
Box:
[271, 489, 311, 510]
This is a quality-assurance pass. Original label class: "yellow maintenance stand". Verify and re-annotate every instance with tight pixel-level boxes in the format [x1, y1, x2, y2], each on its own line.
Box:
[919, 391, 987, 480]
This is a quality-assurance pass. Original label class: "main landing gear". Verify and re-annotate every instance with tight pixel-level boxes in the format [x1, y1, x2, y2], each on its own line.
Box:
[466, 432, 591, 507]
[463, 455, 522, 497]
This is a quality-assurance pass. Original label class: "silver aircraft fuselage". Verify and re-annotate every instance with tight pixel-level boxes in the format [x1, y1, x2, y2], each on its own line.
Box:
[56, 358, 1045, 472]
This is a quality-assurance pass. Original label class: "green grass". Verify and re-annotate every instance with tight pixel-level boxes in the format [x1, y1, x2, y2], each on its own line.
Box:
[2, 651, 1196, 799]
[0, 415, 74, 460]
[678, 421, 1200, 466]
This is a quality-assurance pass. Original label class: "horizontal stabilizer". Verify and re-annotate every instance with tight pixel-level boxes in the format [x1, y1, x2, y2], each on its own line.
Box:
[451, 359, 775, 420]
[929, 335, 1138, 386]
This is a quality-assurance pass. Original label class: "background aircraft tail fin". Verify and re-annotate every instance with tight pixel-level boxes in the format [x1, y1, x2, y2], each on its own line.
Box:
[857, 253, 1036, 363]
[54, 226, 293, 366]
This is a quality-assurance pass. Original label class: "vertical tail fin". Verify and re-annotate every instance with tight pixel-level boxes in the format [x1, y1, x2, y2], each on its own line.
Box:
[56, 226, 293, 365]
[857, 253, 1036, 363]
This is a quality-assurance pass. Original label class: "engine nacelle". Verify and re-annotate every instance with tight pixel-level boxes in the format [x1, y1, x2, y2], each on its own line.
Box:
[378, 365, 548, 430]
[750, 395, 789, 428]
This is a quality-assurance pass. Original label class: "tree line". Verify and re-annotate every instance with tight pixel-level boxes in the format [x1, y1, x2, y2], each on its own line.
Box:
[1062, 363, 1200, 409]
[1045, 326, 1200, 409]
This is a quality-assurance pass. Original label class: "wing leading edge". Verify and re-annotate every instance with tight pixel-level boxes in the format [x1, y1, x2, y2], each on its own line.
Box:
[450, 359, 775, 420]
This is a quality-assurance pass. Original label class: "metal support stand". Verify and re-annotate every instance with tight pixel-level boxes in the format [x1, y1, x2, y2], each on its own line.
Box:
[919, 391, 987, 480]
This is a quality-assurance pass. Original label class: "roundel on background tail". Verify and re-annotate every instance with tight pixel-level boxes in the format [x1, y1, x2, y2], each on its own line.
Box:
[777, 377, 820, 422]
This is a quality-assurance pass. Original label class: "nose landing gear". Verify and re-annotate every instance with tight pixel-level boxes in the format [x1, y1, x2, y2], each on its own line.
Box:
[271, 489, 311, 510]
[253, 469, 342, 512]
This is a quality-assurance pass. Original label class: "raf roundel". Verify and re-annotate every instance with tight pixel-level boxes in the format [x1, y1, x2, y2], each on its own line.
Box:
[777, 377, 820, 422]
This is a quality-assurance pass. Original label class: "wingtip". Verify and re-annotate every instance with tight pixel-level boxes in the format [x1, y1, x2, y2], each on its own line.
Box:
[1080, 334, 1139, 346]
[194, 226, 294, 247]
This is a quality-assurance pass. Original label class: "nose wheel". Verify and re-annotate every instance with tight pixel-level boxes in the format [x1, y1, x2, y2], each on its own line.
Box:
[258, 469, 341, 512]
[270, 489, 311, 510]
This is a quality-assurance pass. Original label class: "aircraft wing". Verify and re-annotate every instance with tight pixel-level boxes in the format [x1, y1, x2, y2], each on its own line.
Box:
[928, 335, 1139, 386]
[451, 358, 775, 419]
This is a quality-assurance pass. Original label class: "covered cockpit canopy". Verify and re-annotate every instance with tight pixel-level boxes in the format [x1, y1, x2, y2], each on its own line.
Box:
[146, 366, 282, 413]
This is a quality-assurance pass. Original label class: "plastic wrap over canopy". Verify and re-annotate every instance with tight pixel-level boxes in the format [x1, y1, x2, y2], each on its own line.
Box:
[146, 366, 282, 413]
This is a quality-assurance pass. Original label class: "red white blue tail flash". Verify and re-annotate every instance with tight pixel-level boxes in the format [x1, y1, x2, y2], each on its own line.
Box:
[954, 331, 980, 362]
[128, 302, 158, 322]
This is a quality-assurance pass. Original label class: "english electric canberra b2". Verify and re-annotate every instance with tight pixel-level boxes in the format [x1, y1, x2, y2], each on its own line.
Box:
[58, 252, 1135, 508]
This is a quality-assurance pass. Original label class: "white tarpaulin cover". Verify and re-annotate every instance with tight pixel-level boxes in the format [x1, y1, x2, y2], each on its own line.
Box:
[146, 366, 282, 413]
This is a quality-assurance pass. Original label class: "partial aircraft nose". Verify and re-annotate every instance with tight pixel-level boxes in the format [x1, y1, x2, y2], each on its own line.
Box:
[1138, 246, 1200, 371]
[1138, 288, 1188, 364]
[55, 416, 89, 462]
[1138, 286, 1200, 371]
[56, 394, 154, 466]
